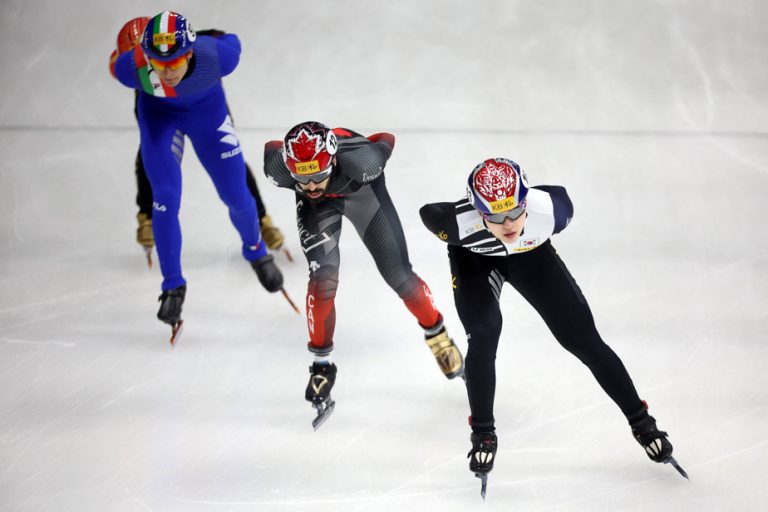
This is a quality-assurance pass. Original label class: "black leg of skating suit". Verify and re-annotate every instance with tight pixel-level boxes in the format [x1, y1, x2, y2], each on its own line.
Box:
[245, 163, 267, 220]
[450, 240, 645, 429]
[135, 147, 154, 217]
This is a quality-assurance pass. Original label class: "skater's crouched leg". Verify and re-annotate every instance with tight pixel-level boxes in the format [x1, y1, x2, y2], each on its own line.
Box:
[463, 315, 503, 428]
[304, 266, 339, 407]
[306, 265, 339, 354]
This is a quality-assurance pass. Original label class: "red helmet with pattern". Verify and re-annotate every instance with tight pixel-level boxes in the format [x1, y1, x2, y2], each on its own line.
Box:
[466, 158, 529, 215]
[141, 11, 197, 62]
[116, 17, 150, 54]
[282, 121, 338, 183]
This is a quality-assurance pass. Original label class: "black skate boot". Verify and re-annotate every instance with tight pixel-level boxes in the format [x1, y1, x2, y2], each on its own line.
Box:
[467, 430, 497, 500]
[630, 413, 688, 479]
[250, 254, 284, 293]
[157, 285, 186, 325]
[425, 322, 464, 380]
[157, 285, 186, 347]
[305, 362, 337, 430]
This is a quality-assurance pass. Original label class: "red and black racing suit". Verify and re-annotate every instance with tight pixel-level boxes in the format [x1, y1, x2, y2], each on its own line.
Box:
[265, 128, 442, 354]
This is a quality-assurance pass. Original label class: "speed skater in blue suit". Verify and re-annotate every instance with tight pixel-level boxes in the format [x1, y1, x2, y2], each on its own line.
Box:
[110, 11, 284, 332]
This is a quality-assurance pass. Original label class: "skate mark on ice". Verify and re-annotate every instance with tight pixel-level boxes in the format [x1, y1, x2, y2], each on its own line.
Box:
[0, 280, 138, 316]
[684, 439, 768, 471]
[540, 476, 668, 510]
[669, 18, 715, 133]
[169, 477, 552, 508]
[0, 337, 75, 348]
[122, 487, 154, 511]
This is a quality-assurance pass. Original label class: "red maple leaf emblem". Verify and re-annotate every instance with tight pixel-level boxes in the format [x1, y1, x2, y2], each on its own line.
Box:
[287, 129, 322, 162]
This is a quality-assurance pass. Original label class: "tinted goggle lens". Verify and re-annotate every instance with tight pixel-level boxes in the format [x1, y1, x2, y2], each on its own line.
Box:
[292, 167, 333, 185]
[149, 52, 190, 71]
[483, 205, 526, 224]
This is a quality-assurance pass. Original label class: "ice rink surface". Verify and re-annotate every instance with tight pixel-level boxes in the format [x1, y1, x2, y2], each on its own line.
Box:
[1, 1, 767, 510]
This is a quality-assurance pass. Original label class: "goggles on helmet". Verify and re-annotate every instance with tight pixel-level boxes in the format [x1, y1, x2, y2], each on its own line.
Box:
[283, 122, 337, 185]
[292, 165, 333, 185]
[482, 201, 527, 224]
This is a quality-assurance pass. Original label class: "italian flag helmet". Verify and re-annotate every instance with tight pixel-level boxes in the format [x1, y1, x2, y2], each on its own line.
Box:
[141, 11, 197, 62]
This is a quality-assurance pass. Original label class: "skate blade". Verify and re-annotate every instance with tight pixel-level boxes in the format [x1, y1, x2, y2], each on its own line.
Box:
[144, 247, 153, 269]
[283, 248, 294, 262]
[169, 320, 184, 348]
[311, 399, 336, 431]
[475, 472, 488, 501]
[281, 288, 301, 315]
[664, 456, 689, 480]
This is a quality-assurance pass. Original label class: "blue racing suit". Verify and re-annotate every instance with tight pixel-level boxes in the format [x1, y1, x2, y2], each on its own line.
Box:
[113, 34, 265, 290]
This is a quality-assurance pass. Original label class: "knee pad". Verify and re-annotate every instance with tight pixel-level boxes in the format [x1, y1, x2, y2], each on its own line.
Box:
[395, 275, 421, 300]
[308, 266, 339, 301]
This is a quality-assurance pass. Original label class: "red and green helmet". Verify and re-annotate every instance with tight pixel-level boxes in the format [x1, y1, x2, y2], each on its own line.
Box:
[141, 11, 197, 62]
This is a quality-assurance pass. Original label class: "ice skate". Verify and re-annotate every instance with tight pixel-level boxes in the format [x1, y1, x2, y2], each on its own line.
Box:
[468, 431, 497, 500]
[251, 254, 284, 292]
[630, 413, 688, 480]
[250, 255, 300, 314]
[157, 285, 186, 347]
[136, 212, 154, 268]
[425, 324, 464, 379]
[305, 362, 337, 430]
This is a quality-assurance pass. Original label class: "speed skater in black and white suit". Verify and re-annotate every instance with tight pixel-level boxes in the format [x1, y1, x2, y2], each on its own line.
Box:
[419, 158, 687, 492]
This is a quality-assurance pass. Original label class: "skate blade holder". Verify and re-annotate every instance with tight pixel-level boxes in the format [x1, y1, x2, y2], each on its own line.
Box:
[474, 472, 488, 501]
[311, 399, 336, 431]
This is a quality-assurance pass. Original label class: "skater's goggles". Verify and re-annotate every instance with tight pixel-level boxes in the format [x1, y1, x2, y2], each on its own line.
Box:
[482, 202, 526, 224]
[148, 51, 192, 71]
[290, 164, 333, 185]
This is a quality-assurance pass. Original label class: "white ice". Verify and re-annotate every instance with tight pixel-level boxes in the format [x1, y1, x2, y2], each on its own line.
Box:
[1, 1, 767, 511]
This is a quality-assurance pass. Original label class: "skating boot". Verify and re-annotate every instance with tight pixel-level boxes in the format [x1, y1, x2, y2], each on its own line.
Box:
[250, 254, 284, 293]
[425, 322, 464, 379]
[630, 413, 688, 479]
[305, 362, 337, 430]
[468, 430, 497, 500]
[157, 285, 186, 347]
[157, 285, 185, 325]
[260, 215, 285, 250]
[136, 212, 154, 267]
